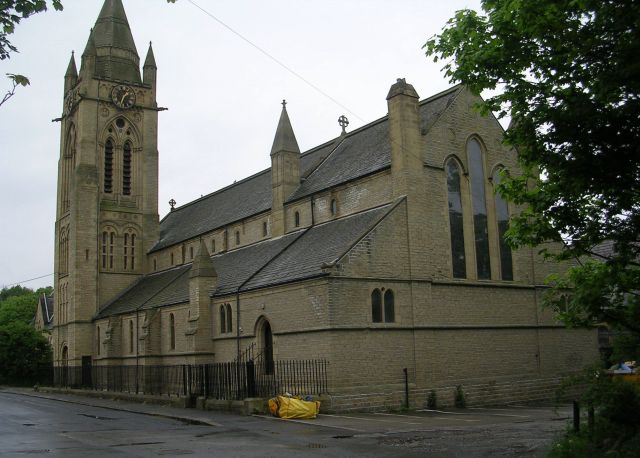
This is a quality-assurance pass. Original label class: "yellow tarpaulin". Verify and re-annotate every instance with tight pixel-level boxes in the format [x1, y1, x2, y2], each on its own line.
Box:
[268, 395, 320, 419]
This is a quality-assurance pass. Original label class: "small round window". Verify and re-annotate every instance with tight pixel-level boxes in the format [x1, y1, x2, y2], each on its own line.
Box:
[115, 118, 126, 129]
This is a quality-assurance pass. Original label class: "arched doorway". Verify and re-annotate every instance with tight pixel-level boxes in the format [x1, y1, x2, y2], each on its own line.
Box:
[256, 318, 274, 375]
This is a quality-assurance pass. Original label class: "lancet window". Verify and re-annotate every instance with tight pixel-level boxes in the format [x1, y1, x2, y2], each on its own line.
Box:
[467, 138, 491, 279]
[446, 159, 466, 278]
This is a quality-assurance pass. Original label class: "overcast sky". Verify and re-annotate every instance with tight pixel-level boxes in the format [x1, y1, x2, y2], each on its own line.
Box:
[0, 0, 483, 290]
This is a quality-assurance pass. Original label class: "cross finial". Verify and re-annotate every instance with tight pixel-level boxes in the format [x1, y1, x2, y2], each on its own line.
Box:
[282, 99, 287, 109]
[338, 115, 349, 135]
[169, 198, 176, 211]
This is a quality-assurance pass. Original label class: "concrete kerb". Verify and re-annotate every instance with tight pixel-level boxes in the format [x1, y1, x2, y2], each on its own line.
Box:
[1, 387, 225, 426]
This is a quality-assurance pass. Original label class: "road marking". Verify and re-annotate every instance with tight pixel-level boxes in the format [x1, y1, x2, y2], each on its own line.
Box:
[320, 414, 420, 425]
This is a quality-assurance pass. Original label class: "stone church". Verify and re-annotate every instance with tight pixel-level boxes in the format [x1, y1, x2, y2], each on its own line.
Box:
[50, 0, 598, 410]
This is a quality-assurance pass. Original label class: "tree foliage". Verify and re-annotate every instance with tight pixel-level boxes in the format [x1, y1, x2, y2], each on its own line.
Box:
[425, 0, 640, 337]
[1, 0, 63, 60]
[0, 285, 52, 385]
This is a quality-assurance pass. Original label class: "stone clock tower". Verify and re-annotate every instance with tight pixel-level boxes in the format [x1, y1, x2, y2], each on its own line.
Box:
[53, 0, 159, 367]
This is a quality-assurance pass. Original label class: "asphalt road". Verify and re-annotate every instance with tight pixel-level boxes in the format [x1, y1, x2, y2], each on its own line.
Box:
[0, 391, 571, 457]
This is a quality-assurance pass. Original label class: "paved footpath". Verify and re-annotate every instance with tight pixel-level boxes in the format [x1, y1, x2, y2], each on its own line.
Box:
[1, 388, 571, 457]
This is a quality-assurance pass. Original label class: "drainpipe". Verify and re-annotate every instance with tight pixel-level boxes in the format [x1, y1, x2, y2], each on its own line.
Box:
[135, 302, 144, 394]
[311, 195, 315, 226]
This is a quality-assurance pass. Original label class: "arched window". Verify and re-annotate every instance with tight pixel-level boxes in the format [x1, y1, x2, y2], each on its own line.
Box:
[331, 199, 337, 216]
[122, 141, 132, 195]
[101, 229, 115, 270]
[169, 313, 175, 350]
[371, 289, 382, 323]
[294, 211, 300, 227]
[493, 170, 513, 280]
[153, 258, 157, 271]
[220, 306, 226, 333]
[170, 252, 174, 265]
[96, 326, 101, 356]
[467, 138, 491, 279]
[226, 304, 232, 334]
[446, 160, 466, 278]
[190, 246, 194, 260]
[123, 231, 136, 271]
[129, 320, 134, 354]
[384, 290, 395, 323]
[235, 231, 240, 246]
[104, 139, 114, 193]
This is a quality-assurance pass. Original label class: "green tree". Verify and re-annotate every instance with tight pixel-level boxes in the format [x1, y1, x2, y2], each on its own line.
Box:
[425, 1, 640, 453]
[1, 1, 63, 106]
[424, 0, 640, 335]
[0, 285, 52, 385]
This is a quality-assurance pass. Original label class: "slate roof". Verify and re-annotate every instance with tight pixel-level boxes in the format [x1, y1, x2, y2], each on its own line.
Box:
[242, 203, 394, 292]
[96, 265, 190, 319]
[89, 0, 142, 83]
[152, 85, 461, 252]
[97, 204, 394, 318]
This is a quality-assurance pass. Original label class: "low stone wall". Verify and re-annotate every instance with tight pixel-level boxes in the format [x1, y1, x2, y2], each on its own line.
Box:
[323, 376, 573, 413]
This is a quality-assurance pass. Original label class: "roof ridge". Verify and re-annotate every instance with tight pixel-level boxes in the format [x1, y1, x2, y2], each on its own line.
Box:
[160, 168, 272, 222]
[235, 230, 309, 294]
[418, 84, 463, 107]
[334, 198, 404, 265]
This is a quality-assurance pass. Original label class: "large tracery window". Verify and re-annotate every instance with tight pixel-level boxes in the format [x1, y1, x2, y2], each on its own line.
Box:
[446, 160, 466, 278]
[104, 139, 114, 194]
[467, 139, 491, 279]
[493, 170, 514, 280]
[122, 141, 132, 195]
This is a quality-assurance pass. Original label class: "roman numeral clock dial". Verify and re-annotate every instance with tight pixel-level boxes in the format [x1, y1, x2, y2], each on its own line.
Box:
[111, 84, 136, 109]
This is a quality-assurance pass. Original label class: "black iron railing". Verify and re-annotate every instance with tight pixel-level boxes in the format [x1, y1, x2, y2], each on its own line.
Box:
[49, 359, 328, 400]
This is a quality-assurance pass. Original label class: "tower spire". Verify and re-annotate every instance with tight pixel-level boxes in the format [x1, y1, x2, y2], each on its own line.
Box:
[90, 0, 141, 82]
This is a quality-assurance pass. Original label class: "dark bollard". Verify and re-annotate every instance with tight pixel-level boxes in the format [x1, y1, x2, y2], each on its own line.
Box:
[573, 400, 580, 432]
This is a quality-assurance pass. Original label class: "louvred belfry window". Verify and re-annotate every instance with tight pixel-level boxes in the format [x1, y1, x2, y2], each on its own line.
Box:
[104, 139, 114, 193]
[122, 141, 132, 195]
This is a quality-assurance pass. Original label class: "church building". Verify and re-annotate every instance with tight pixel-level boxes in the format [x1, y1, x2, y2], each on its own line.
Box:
[52, 0, 598, 411]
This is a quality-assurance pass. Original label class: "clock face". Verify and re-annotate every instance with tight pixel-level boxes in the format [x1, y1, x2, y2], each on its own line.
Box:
[111, 85, 136, 109]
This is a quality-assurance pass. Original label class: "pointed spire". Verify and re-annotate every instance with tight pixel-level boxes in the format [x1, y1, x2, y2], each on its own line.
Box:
[93, 0, 138, 54]
[89, 0, 141, 83]
[65, 51, 78, 78]
[82, 29, 96, 58]
[270, 100, 300, 156]
[144, 42, 156, 68]
[189, 239, 217, 278]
